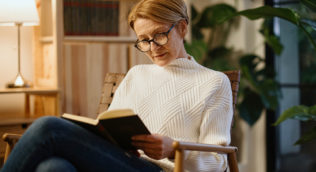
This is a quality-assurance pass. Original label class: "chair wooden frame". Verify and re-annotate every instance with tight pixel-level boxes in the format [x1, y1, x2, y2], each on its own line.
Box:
[2, 71, 240, 172]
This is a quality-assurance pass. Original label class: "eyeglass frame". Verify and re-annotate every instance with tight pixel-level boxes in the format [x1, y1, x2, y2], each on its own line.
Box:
[134, 23, 176, 52]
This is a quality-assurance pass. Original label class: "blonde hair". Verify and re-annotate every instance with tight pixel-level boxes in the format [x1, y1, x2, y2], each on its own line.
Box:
[128, 0, 189, 30]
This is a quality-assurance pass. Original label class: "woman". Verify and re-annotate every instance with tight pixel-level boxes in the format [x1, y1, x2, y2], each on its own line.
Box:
[1, 0, 233, 171]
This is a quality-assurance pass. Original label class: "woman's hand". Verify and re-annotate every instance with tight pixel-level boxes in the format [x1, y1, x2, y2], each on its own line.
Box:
[131, 134, 175, 160]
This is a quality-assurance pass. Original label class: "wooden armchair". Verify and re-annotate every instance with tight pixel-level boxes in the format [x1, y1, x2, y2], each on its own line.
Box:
[2, 71, 240, 172]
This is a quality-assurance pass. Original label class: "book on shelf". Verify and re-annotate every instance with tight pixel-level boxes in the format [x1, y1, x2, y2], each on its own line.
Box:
[62, 109, 150, 150]
[63, 0, 119, 36]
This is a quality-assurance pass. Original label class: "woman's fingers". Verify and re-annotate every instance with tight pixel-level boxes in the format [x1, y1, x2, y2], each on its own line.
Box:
[131, 141, 164, 159]
[132, 141, 162, 150]
[132, 134, 162, 143]
[131, 134, 175, 160]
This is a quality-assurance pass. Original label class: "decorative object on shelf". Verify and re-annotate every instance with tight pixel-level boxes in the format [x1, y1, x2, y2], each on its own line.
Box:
[0, 0, 39, 88]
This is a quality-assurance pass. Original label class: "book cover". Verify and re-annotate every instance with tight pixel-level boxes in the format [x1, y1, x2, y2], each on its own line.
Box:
[62, 109, 150, 150]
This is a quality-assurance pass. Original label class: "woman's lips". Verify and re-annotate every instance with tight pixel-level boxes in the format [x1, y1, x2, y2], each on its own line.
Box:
[154, 53, 167, 59]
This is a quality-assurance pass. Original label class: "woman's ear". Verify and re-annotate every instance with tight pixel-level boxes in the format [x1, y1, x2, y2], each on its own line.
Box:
[177, 19, 188, 38]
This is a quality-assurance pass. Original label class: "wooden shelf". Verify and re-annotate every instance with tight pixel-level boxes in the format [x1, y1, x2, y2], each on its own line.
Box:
[40, 36, 53, 43]
[63, 36, 136, 44]
[0, 87, 59, 94]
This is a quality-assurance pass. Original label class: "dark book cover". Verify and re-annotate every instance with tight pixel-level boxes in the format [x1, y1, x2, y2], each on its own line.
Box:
[99, 115, 150, 150]
[62, 113, 150, 150]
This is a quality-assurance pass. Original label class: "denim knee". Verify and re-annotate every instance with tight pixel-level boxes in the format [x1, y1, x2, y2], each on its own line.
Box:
[27, 116, 65, 136]
[35, 157, 77, 172]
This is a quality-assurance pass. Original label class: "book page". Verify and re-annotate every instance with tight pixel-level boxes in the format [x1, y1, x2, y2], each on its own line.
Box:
[62, 113, 98, 125]
[97, 109, 135, 120]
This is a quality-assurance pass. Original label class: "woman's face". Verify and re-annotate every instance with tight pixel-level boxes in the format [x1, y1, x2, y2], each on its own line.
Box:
[133, 18, 186, 66]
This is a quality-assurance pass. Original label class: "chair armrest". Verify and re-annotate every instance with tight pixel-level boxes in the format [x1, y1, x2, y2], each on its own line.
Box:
[2, 133, 22, 163]
[172, 141, 238, 172]
[173, 141, 237, 153]
[2, 133, 22, 143]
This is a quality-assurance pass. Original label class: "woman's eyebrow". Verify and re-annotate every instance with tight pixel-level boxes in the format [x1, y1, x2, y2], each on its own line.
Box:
[137, 26, 169, 38]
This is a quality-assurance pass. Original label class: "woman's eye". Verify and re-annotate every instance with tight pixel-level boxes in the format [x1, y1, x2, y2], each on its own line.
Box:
[139, 38, 148, 42]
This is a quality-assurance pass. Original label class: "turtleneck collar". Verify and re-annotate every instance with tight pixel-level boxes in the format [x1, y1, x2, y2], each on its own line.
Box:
[155, 55, 200, 69]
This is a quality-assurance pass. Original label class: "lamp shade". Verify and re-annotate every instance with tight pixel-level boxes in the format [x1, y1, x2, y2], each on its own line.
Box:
[0, 0, 39, 26]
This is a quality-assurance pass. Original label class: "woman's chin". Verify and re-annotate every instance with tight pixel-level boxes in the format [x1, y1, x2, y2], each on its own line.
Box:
[151, 54, 175, 66]
[154, 60, 168, 66]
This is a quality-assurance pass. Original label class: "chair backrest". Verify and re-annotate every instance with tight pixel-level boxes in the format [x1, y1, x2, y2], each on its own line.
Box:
[98, 73, 125, 114]
[98, 71, 240, 116]
[222, 70, 240, 117]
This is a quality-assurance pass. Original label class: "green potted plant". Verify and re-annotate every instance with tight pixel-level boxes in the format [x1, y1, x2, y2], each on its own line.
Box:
[185, 1, 316, 126]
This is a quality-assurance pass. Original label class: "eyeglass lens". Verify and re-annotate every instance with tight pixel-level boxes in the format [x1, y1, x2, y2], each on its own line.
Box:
[135, 24, 175, 52]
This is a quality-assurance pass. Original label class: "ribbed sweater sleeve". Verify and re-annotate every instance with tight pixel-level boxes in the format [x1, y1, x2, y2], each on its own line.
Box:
[184, 73, 233, 172]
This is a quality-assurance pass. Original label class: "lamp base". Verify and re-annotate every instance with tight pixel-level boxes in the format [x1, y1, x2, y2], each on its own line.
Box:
[6, 73, 32, 88]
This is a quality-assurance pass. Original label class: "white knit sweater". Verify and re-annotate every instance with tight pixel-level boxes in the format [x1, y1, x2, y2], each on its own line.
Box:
[108, 57, 233, 172]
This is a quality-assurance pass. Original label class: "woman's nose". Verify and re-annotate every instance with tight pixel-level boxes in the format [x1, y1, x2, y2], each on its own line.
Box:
[150, 41, 160, 51]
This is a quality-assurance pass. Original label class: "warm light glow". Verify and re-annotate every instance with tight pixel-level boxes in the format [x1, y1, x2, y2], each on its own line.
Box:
[0, 0, 39, 88]
[14, 75, 25, 87]
[0, 0, 39, 26]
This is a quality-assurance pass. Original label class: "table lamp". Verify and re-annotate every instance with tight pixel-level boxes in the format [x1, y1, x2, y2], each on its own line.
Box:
[0, 0, 39, 88]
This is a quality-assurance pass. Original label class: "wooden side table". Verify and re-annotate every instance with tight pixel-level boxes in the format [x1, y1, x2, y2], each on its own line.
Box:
[0, 88, 59, 163]
[0, 87, 60, 118]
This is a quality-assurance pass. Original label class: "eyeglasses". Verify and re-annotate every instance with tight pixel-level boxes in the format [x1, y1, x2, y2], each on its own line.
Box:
[134, 24, 175, 52]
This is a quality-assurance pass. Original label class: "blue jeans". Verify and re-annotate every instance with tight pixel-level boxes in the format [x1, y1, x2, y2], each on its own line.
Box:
[1, 116, 163, 172]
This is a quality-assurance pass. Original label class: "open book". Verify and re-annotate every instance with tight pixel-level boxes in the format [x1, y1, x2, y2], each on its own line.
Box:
[62, 109, 150, 150]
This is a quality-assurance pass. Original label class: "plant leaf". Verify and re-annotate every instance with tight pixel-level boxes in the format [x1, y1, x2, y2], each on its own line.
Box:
[184, 39, 207, 62]
[309, 105, 316, 115]
[203, 46, 234, 70]
[239, 54, 261, 89]
[301, 18, 316, 31]
[197, 3, 237, 28]
[234, 6, 316, 52]
[257, 79, 280, 110]
[260, 21, 284, 55]
[236, 6, 300, 25]
[273, 105, 316, 126]
[238, 53, 281, 114]
[238, 89, 264, 126]
[295, 126, 316, 145]
[191, 5, 199, 21]
[298, 22, 316, 52]
[301, 0, 316, 12]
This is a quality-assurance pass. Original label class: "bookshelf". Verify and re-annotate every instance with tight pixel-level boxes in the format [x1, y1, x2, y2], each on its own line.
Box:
[34, 0, 145, 118]
[64, 36, 136, 43]
[35, 0, 191, 118]
[63, 0, 120, 36]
